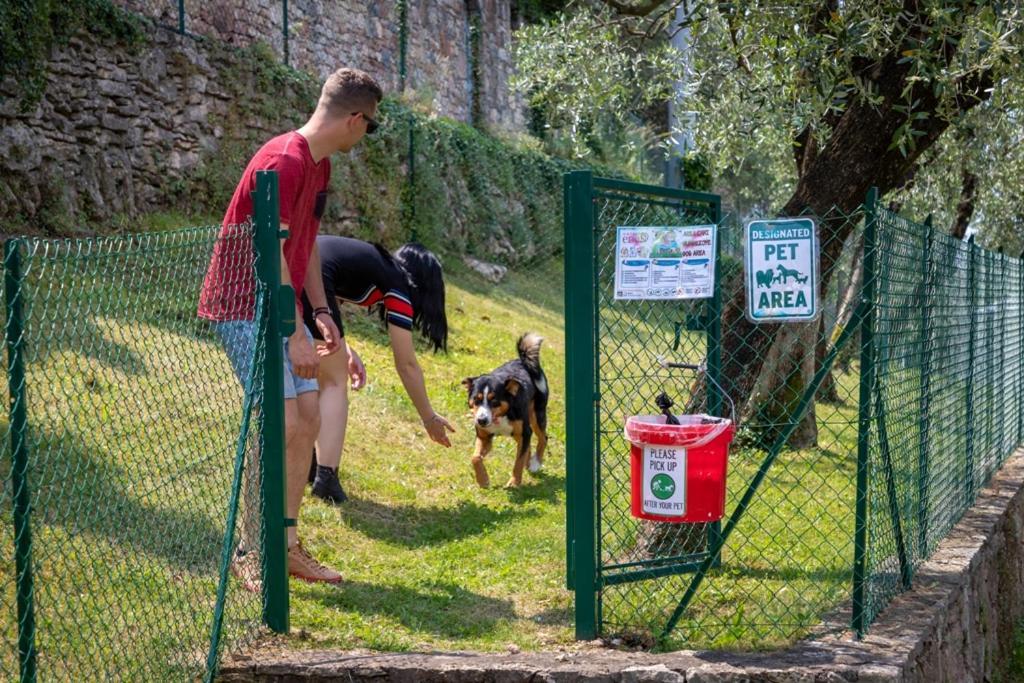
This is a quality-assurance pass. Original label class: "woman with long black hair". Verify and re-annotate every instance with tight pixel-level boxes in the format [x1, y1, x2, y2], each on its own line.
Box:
[301, 235, 455, 503]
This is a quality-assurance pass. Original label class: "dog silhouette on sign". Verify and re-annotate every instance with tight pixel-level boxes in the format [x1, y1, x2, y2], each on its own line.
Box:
[776, 264, 808, 285]
[756, 269, 774, 287]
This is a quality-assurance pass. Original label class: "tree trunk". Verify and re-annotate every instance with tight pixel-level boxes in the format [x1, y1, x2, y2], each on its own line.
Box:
[830, 234, 865, 375]
[950, 165, 978, 239]
[815, 315, 841, 404]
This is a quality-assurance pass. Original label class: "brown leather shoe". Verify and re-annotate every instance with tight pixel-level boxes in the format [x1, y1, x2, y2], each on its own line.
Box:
[287, 541, 342, 584]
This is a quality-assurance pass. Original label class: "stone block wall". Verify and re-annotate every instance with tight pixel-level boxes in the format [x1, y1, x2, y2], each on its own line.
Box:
[0, 25, 316, 228]
[112, 0, 522, 129]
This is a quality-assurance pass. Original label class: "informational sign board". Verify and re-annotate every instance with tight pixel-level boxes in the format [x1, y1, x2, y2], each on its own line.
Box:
[642, 445, 686, 516]
[614, 225, 717, 300]
[744, 217, 819, 322]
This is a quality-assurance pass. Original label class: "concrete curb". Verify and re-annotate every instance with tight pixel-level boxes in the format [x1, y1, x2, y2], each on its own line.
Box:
[219, 449, 1024, 682]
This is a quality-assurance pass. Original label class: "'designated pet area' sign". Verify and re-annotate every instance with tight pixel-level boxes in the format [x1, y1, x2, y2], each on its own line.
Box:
[613, 225, 717, 300]
[744, 217, 820, 323]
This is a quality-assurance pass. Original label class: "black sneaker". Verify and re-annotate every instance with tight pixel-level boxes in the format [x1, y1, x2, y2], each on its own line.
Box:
[311, 466, 348, 505]
[308, 449, 317, 484]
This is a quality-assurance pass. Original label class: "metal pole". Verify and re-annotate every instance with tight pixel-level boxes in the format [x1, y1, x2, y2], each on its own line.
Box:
[999, 253, 1007, 458]
[1018, 250, 1024, 447]
[178, 0, 185, 34]
[398, 0, 408, 91]
[253, 171, 290, 633]
[5, 239, 37, 683]
[564, 171, 598, 639]
[852, 187, 879, 636]
[917, 215, 933, 557]
[282, 0, 289, 66]
[706, 198, 724, 567]
[966, 237, 976, 503]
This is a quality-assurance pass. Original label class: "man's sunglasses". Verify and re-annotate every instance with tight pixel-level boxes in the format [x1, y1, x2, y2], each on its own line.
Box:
[353, 111, 379, 135]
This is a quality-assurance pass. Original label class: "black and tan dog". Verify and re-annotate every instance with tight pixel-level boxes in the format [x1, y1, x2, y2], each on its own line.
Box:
[462, 332, 549, 488]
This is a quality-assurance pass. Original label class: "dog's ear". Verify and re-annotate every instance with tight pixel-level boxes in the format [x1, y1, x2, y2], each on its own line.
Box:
[461, 376, 477, 391]
[505, 378, 520, 396]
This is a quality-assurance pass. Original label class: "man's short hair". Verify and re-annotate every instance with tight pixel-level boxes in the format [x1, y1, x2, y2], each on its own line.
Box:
[318, 68, 383, 116]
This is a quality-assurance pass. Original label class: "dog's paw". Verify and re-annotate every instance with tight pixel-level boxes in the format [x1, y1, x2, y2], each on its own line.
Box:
[528, 453, 543, 474]
[504, 478, 522, 489]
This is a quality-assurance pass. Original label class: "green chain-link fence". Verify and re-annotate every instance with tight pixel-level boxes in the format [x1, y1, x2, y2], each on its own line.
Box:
[1, 171, 290, 681]
[566, 171, 1024, 649]
[857, 203, 1024, 631]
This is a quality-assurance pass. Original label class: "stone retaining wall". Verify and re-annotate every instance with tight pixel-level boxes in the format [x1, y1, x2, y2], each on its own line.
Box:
[112, 0, 521, 129]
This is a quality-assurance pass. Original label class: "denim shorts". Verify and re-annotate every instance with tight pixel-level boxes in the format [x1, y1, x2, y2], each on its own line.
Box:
[213, 320, 319, 399]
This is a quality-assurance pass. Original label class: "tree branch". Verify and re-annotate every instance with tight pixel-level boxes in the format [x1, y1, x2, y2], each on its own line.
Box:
[600, 0, 669, 16]
[950, 165, 979, 239]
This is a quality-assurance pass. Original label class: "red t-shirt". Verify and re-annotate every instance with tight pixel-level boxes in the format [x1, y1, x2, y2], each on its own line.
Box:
[198, 131, 331, 321]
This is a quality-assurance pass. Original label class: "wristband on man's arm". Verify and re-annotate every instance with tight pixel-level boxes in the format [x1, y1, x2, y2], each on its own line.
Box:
[313, 307, 331, 318]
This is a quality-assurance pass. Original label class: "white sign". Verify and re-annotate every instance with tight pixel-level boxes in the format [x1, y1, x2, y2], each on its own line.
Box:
[642, 445, 686, 516]
[744, 218, 820, 322]
[614, 225, 716, 300]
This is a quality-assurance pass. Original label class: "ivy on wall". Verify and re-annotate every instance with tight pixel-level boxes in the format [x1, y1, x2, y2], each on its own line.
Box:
[0, 0, 145, 109]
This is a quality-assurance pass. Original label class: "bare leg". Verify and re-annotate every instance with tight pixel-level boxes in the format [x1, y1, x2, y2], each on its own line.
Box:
[314, 343, 350, 470]
[286, 392, 320, 545]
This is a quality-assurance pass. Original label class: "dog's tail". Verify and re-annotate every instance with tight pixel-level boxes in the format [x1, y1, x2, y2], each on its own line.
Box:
[517, 332, 544, 379]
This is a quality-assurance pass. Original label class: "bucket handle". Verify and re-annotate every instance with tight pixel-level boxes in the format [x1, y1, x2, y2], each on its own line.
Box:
[656, 356, 737, 428]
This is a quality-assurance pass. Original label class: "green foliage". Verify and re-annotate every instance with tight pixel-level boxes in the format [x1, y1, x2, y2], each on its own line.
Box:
[329, 99, 616, 264]
[515, 1, 1024, 217]
[513, 0, 572, 24]
[892, 78, 1024, 248]
[0, 0, 146, 110]
[513, 5, 682, 162]
[682, 153, 712, 192]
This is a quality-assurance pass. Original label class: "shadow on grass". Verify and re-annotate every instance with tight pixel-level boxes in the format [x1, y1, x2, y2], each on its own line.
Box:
[445, 260, 566, 320]
[305, 579, 516, 639]
[721, 563, 852, 585]
[504, 469, 564, 505]
[21, 423, 230, 574]
[28, 314, 148, 377]
[341, 497, 542, 548]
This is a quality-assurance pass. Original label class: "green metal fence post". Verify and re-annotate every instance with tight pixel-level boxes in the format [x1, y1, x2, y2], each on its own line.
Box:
[5, 239, 37, 683]
[282, 0, 289, 66]
[852, 187, 879, 636]
[917, 215, 933, 557]
[999, 253, 1007, 456]
[178, 0, 185, 34]
[1019, 250, 1024, 447]
[966, 236, 977, 502]
[706, 197, 724, 567]
[565, 170, 598, 639]
[398, 0, 408, 91]
[254, 171, 290, 633]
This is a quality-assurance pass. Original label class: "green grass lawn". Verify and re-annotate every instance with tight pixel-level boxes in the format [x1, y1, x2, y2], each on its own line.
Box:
[288, 258, 573, 652]
[0, 230, 888, 678]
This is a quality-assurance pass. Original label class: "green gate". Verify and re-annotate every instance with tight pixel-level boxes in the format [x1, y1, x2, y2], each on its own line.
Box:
[564, 171, 725, 639]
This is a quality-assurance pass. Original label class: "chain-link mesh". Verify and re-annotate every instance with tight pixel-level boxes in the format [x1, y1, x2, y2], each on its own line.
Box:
[583, 184, 863, 648]
[0, 226, 268, 680]
[861, 207, 1024, 629]
[571, 173, 1023, 649]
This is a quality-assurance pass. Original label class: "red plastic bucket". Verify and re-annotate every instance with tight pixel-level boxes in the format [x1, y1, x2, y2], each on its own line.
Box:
[625, 414, 735, 523]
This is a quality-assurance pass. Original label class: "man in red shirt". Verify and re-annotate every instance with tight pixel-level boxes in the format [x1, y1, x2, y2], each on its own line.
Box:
[199, 67, 383, 586]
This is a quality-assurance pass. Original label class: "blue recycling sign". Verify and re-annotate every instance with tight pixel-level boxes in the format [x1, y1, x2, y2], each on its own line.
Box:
[744, 218, 820, 323]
